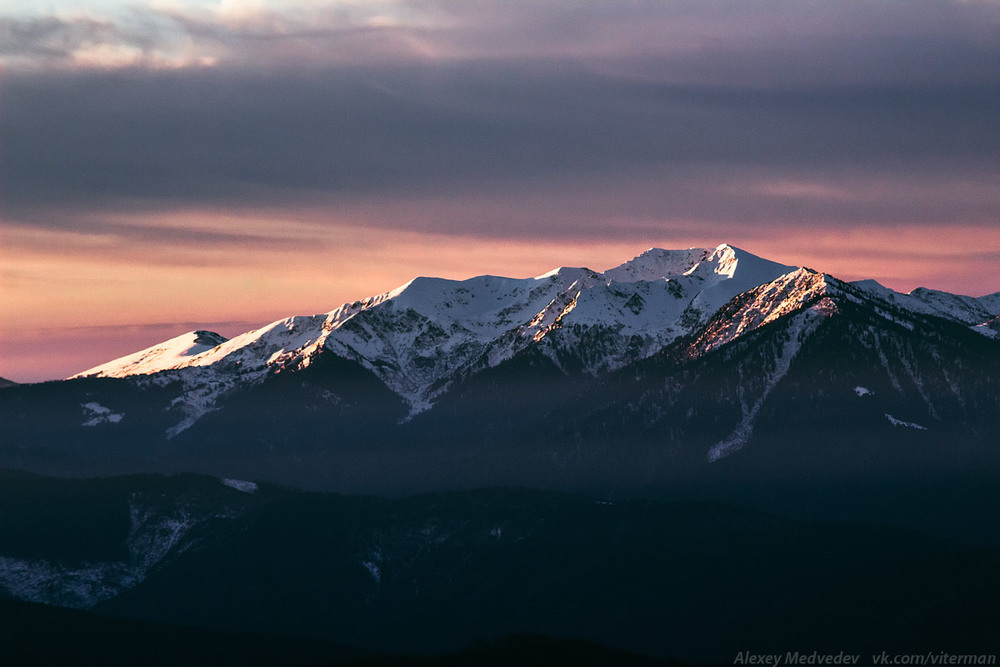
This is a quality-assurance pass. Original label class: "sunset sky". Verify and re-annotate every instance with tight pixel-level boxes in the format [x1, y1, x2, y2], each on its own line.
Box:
[2, 0, 999, 382]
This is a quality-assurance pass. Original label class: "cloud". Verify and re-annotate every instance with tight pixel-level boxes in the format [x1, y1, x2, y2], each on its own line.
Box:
[0, 11, 216, 69]
[5, 1, 999, 220]
[2, 62, 998, 239]
[5, 1, 1000, 79]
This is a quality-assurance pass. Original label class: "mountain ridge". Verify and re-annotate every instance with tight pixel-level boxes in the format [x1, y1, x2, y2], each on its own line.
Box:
[72, 243, 1000, 384]
[69, 243, 791, 380]
[63, 243, 999, 440]
[1, 472, 996, 661]
[3, 242, 999, 493]
[69, 243, 800, 430]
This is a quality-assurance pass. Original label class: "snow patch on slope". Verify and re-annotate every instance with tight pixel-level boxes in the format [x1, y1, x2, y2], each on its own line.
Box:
[221, 478, 258, 494]
[0, 497, 215, 609]
[885, 413, 928, 431]
[81, 402, 124, 427]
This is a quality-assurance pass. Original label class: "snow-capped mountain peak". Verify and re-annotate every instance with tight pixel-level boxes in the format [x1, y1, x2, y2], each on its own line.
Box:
[603, 243, 793, 285]
[603, 246, 711, 283]
[71, 330, 228, 379]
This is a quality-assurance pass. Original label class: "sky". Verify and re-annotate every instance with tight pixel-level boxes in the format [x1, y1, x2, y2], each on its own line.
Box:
[2, 0, 999, 383]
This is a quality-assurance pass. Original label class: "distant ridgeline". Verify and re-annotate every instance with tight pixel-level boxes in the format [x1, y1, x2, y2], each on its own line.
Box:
[0, 472, 996, 662]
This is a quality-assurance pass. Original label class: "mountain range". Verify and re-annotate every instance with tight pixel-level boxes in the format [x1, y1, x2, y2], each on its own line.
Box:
[3, 243, 998, 492]
[2, 242, 1000, 660]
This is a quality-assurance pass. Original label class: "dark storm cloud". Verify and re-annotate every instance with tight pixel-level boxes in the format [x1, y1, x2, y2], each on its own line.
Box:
[3, 64, 998, 235]
[2, 1, 999, 241]
[127, 0, 1000, 85]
